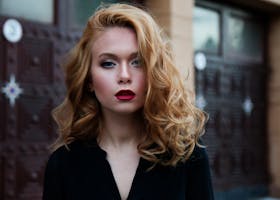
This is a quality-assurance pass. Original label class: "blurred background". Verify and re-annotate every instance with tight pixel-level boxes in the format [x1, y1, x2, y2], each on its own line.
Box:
[0, 0, 279, 199]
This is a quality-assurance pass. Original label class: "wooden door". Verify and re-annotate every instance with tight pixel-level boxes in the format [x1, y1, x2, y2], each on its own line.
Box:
[0, 1, 79, 199]
[0, 18, 64, 200]
[194, 0, 268, 198]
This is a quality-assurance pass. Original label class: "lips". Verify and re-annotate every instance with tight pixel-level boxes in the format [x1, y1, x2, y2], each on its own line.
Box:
[115, 90, 135, 101]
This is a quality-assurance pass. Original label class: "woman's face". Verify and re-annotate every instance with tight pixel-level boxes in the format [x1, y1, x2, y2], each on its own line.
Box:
[90, 27, 146, 115]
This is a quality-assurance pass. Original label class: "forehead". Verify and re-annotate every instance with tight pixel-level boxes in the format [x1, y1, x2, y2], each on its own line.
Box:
[92, 27, 138, 56]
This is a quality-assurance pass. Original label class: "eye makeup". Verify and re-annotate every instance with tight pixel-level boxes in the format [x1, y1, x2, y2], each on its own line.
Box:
[100, 60, 116, 68]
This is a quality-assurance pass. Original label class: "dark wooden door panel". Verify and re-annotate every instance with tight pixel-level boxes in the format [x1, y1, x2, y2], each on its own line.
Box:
[1, 153, 48, 200]
[0, 157, 3, 200]
[194, 1, 268, 195]
[18, 37, 53, 84]
[17, 97, 53, 141]
[15, 153, 47, 200]
[197, 58, 268, 189]
[0, 16, 80, 199]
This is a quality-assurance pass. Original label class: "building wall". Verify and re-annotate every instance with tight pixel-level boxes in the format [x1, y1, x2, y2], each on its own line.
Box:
[146, 0, 195, 94]
[268, 15, 280, 197]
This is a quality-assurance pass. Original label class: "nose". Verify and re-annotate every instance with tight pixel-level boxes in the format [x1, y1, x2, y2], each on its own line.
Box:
[118, 63, 131, 84]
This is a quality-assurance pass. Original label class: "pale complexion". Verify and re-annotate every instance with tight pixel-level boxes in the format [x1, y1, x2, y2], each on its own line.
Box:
[90, 27, 146, 200]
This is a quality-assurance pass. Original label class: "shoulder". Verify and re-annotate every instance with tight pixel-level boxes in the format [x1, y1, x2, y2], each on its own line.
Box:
[185, 144, 209, 166]
[48, 140, 81, 160]
[45, 141, 79, 170]
[184, 143, 214, 199]
[46, 139, 102, 167]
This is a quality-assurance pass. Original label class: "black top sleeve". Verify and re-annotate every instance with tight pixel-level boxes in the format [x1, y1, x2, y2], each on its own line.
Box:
[43, 149, 63, 200]
[185, 146, 214, 200]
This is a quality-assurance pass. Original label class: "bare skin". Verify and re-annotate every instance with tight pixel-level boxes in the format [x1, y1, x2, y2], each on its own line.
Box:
[98, 112, 142, 200]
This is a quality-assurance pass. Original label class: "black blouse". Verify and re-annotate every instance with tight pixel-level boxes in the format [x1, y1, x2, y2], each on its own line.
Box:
[43, 140, 214, 200]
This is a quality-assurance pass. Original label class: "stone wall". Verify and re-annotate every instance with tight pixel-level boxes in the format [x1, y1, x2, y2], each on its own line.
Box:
[146, 0, 195, 93]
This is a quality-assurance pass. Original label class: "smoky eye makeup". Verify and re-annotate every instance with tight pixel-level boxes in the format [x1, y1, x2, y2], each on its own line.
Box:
[97, 53, 141, 68]
[130, 57, 142, 67]
[98, 53, 118, 68]
[100, 60, 116, 68]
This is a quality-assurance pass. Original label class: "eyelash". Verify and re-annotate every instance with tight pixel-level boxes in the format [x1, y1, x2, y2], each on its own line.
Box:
[131, 58, 141, 67]
[99, 58, 141, 69]
[100, 61, 116, 68]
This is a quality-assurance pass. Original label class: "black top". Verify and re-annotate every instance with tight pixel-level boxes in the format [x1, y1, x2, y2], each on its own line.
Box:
[43, 139, 214, 200]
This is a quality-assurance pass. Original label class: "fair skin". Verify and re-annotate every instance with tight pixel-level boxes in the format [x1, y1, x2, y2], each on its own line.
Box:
[90, 27, 146, 200]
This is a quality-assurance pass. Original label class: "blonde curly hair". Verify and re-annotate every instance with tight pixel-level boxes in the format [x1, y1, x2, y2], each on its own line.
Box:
[52, 3, 207, 166]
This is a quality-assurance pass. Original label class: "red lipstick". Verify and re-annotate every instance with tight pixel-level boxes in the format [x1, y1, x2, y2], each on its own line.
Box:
[115, 90, 135, 101]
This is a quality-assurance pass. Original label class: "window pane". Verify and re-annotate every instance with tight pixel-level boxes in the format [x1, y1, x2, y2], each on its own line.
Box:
[71, 0, 118, 27]
[193, 6, 220, 53]
[0, 0, 53, 24]
[228, 15, 263, 61]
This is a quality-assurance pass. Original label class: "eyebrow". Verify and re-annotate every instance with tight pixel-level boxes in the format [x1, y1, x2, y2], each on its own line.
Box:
[98, 52, 139, 59]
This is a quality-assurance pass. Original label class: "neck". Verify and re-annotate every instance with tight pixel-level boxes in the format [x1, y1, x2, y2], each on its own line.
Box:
[98, 110, 144, 150]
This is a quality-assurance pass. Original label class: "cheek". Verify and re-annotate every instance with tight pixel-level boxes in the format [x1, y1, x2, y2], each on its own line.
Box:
[92, 74, 109, 92]
[138, 74, 147, 92]
[91, 70, 116, 104]
[91, 67, 103, 89]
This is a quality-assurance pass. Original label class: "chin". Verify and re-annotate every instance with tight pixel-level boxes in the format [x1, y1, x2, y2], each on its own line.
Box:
[113, 105, 144, 115]
[116, 108, 142, 115]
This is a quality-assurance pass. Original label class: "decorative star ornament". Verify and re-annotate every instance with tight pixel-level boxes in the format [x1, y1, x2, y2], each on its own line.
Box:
[2, 75, 23, 107]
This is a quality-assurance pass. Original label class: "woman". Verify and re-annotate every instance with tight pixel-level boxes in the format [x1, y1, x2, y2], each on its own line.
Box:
[43, 3, 214, 200]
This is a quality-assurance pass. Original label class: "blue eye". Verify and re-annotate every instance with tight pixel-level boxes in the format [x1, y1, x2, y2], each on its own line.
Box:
[131, 58, 141, 67]
[100, 61, 116, 68]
